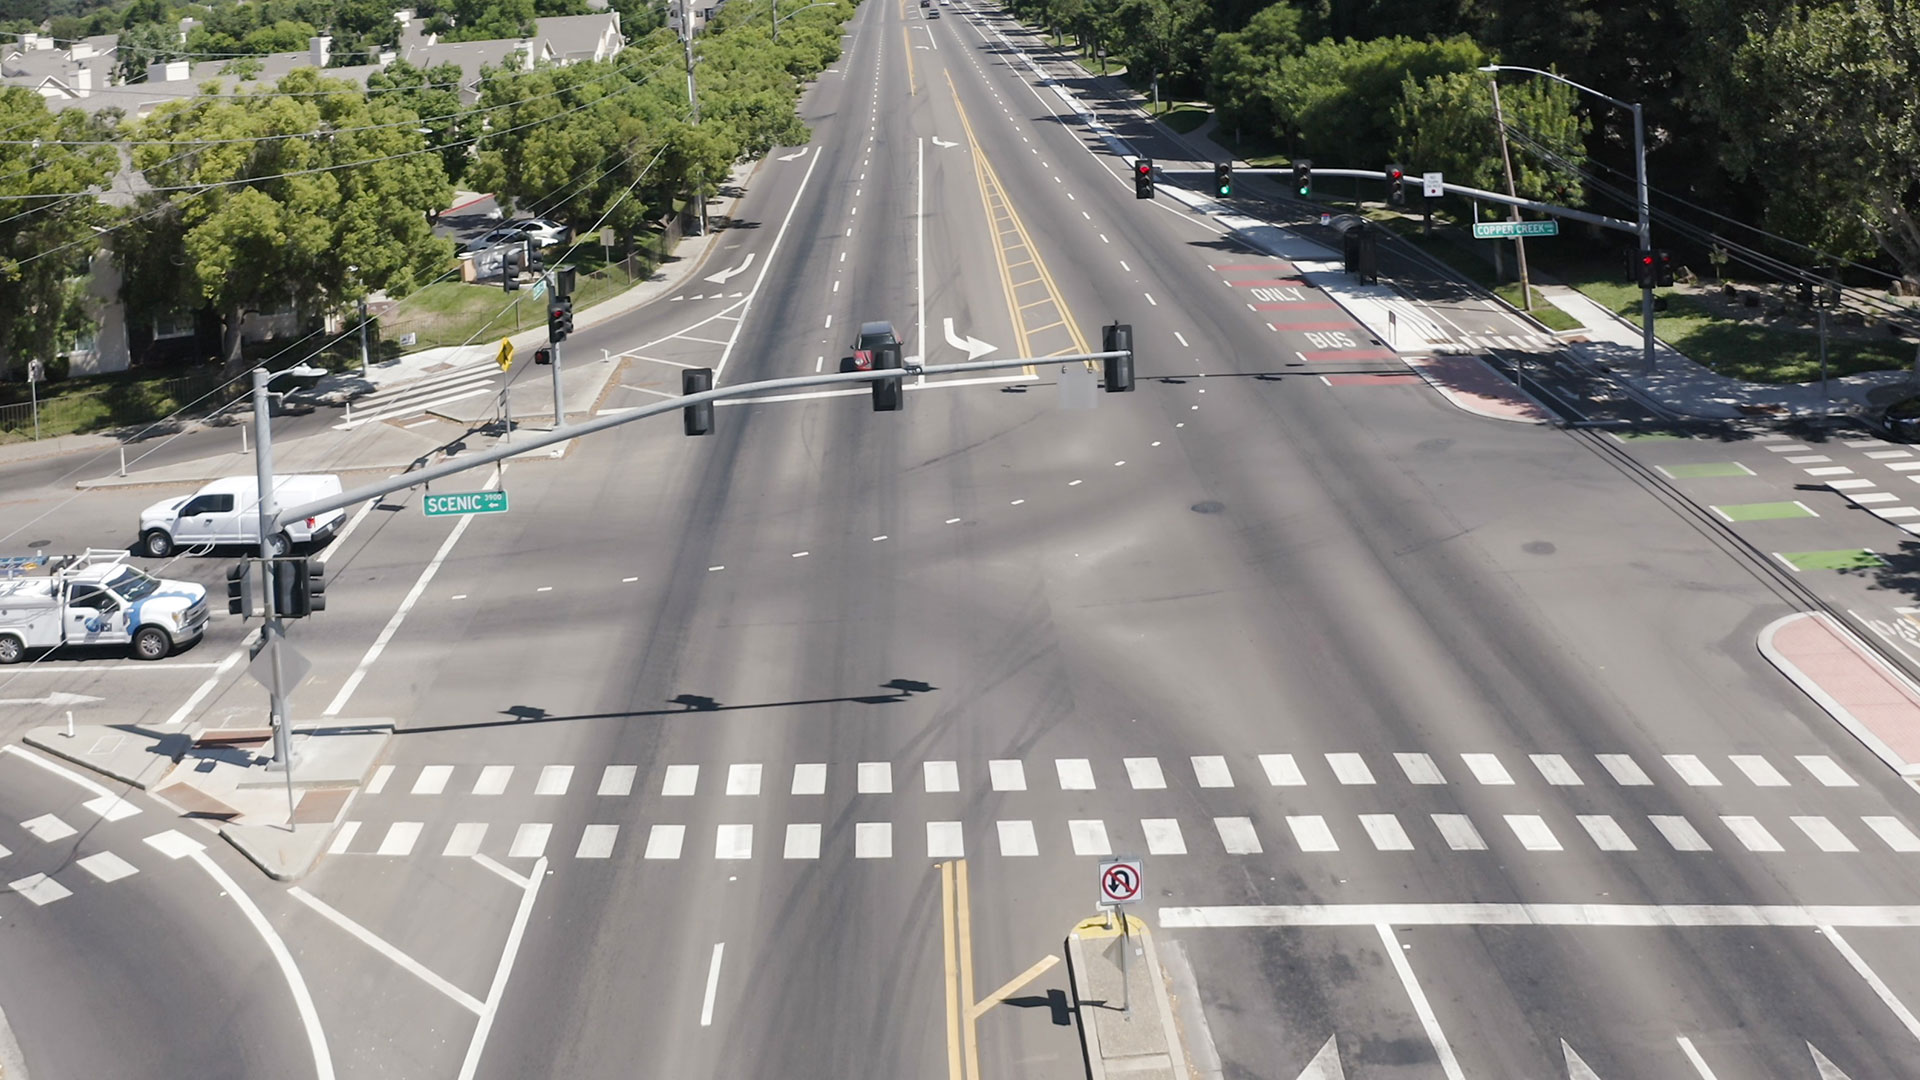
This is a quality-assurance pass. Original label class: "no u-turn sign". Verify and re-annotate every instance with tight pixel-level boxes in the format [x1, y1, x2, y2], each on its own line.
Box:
[1099, 857, 1143, 906]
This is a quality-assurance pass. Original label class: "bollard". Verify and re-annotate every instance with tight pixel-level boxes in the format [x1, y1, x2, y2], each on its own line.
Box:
[119, 446, 126, 477]
[64, 710, 74, 738]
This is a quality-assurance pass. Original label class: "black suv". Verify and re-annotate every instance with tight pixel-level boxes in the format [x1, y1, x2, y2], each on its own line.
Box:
[843, 321, 900, 372]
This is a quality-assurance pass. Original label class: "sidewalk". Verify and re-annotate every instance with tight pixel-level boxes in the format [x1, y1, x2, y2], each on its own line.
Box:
[1536, 285, 1918, 422]
[1760, 612, 1920, 779]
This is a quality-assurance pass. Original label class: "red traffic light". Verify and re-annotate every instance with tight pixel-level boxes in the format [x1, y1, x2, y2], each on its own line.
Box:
[1389, 168, 1404, 180]
[1136, 163, 1151, 176]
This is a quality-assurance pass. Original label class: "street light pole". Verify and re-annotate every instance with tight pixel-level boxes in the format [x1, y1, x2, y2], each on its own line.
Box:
[1480, 64, 1654, 374]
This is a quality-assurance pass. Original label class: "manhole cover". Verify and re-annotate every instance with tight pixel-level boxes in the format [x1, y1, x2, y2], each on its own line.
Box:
[1523, 541, 1556, 555]
[1191, 501, 1225, 514]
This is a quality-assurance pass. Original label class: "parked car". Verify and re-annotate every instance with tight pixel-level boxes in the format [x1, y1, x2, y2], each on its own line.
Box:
[460, 218, 570, 253]
[138, 474, 346, 557]
[843, 321, 901, 372]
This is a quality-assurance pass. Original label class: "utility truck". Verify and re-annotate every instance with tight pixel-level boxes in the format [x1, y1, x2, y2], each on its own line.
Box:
[0, 551, 210, 664]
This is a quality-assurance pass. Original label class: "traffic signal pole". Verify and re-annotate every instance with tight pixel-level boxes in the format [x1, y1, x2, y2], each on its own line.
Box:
[276, 351, 1131, 528]
[249, 369, 295, 818]
[551, 338, 565, 427]
[1488, 80, 1533, 313]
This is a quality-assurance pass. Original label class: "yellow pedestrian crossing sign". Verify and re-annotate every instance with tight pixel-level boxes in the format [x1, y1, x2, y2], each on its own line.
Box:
[495, 338, 514, 371]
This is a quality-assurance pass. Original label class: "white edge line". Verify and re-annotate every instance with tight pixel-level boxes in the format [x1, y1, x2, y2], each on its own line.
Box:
[457, 854, 548, 1080]
[0, 744, 115, 799]
[700, 942, 726, 1027]
[1377, 923, 1465, 1080]
[1822, 925, 1920, 1044]
[322, 470, 500, 717]
[289, 887, 484, 1015]
[472, 852, 529, 889]
[189, 849, 335, 1080]
[714, 146, 826, 381]
[165, 641, 250, 726]
[1156, 903, 1920, 927]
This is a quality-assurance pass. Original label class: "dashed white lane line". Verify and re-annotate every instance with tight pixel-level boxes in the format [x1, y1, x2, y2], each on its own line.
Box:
[1144, 293, 1157, 306]
[700, 943, 726, 1027]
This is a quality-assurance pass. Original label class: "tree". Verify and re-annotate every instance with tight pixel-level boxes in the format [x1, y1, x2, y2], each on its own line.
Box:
[1698, 0, 1920, 287]
[1110, 0, 1212, 94]
[0, 89, 118, 380]
[367, 59, 473, 183]
[1207, 2, 1304, 139]
[1270, 35, 1486, 166]
[447, 0, 536, 41]
[121, 69, 453, 374]
[1393, 70, 1586, 204]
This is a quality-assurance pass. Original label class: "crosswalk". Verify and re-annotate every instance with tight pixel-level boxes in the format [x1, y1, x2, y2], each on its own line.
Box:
[1758, 433, 1920, 533]
[325, 808, 1920, 863]
[1453, 331, 1561, 354]
[3, 802, 146, 908]
[355, 749, 1864, 799]
[334, 360, 500, 430]
[325, 748, 1912, 865]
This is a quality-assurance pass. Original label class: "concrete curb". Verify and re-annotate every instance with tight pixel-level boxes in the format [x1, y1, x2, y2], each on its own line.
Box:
[1757, 611, 1920, 778]
[1063, 914, 1189, 1080]
[1063, 932, 1108, 1080]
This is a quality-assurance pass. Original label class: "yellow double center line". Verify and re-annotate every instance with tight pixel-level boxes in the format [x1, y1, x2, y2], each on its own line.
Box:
[941, 859, 1061, 1080]
[944, 71, 1090, 369]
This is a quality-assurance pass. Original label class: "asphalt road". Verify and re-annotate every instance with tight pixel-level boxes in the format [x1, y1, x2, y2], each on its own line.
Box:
[7, 1, 1920, 1078]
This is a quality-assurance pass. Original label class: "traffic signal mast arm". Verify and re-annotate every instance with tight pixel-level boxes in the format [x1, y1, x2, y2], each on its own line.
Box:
[274, 351, 1132, 529]
[1153, 167, 1637, 235]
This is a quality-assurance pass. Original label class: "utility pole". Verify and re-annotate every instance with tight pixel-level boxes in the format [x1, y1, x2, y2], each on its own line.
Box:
[357, 297, 371, 377]
[1632, 100, 1653, 375]
[1489, 78, 1532, 313]
[682, 0, 698, 123]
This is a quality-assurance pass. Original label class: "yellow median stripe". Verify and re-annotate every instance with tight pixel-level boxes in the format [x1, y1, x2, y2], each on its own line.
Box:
[904, 27, 916, 96]
[967, 954, 1061, 1020]
[947, 70, 1092, 373]
[957, 859, 979, 1080]
[942, 862, 963, 1080]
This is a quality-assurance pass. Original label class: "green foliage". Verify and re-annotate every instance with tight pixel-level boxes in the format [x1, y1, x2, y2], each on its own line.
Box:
[1393, 70, 1586, 202]
[1269, 34, 1485, 165]
[445, 0, 537, 41]
[0, 89, 119, 379]
[367, 60, 472, 183]
[1207, 2, 1303, 137]
[1700, 0, 1920, 286]
[120, 68, 453, 372]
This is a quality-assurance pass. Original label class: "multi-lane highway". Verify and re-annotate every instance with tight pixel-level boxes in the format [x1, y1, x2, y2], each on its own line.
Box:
[5, 0, 1920, 1077]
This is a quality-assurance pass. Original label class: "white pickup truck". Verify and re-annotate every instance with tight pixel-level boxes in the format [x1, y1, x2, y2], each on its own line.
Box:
[0, 551, 210, 664]
[138, 474, 345, 557]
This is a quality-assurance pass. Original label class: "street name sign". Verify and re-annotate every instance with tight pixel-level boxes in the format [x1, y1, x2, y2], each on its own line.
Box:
[1099, 857, 1143, 906]
[1473, 220, 1560, 239]
[423, 491, 508, 517]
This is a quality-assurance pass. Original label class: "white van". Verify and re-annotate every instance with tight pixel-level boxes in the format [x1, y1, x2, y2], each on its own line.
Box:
[138, 474, 346, 557]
